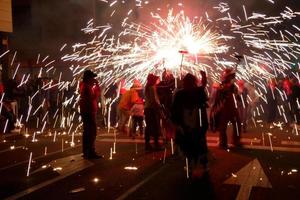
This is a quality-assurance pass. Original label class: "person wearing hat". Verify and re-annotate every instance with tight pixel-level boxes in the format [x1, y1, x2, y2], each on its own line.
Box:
[79, 70, 102, 159]
[211, 68, 242, 149]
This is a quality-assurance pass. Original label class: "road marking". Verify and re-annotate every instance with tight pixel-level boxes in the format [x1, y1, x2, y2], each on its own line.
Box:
[98, 138, 300, 153]
[224, 158, 272, 200]
[98, 136, 261, 143]
[98, 138, 145, 143]
[116, 165, 166, 200]
[98, 133, 118, 137]
[0, 146, 23, 154]
[241, 138, 261, 143]
[5, 154, 93, 200]
[243, 145, 300, 153]
[1, 131, 22, 138]
[281, 141, 300, 146]
[0, 144, 82, 172]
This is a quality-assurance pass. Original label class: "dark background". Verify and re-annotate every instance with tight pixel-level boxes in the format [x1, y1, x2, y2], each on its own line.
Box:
[8, 0, 300, 62]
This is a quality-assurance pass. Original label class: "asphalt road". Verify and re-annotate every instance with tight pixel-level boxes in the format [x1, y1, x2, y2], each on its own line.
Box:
[0, 124, 300, 200]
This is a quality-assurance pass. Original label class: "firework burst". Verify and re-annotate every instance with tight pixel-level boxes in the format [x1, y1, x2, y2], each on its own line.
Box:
[62, 10, 230, 86]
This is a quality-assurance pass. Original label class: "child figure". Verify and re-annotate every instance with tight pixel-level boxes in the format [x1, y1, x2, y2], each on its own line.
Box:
[130, 98, 144, 139]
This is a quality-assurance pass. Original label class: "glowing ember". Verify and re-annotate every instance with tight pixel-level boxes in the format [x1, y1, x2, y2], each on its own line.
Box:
[93, 177, 100, 183]
[124, 166, 138, 170]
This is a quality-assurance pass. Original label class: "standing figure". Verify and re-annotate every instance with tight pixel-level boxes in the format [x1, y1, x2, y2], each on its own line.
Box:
[79, 70, 102, 159]
[144, 74, 162, 151]
[129, 79, 144, 138]
[209, 82, 220, 132]
[211, 68, 242, 149]
[290, 78, 300, 126]
[117, 79, 140, 135]
[171, 72, 209, 177]
[130, 97, 144, 139]
[237, 80, 249, 133]
[265, 78, 278, 128]
[157, 70, 176, 141]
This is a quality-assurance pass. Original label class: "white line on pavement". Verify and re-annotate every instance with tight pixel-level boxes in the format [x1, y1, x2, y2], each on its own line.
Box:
[281, 141, 300, 146]
[243, 145, 300, 153]
[0, 145, 82, 172]
[97, 138, 300, 153]
[5, 154, 93, 200]
[0, 146, 23, 154]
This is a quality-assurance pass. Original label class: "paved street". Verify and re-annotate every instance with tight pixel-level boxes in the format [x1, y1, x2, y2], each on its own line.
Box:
[1, 1, 300, 200]
[0, 123, 300, 200]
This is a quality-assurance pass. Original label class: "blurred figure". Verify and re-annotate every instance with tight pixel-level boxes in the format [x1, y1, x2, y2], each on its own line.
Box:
[209, 82, 220, 132]
[285, 78, 300, 126]
[129, 79, 144, 139]
[157, 69, 175, 141]
[211, 68, 242, 149]
[171, 72, 209, 177]
[4, 76, 25, 119]
[117, 79, 140, 135]
[0, 81, 16, 133]
[79, 70, 102, 159]
[236, 80, 249, 133]
[282, 78, 293, 125]
[266, 78, 278, 128]
[1, 101, 16, 133]
[144, 74, 162, 151]
[130, 97, 144, 139]
[291, 78, 300, 125]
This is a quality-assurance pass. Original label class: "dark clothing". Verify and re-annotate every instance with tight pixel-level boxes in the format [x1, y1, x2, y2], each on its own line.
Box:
[79, 78, 101, 157]
[130, 116, 144, 136]
[290, 85, 300, 124]
[237, 88, 249, 132]
[144, 85, 161, 148]
[144, 107, 160, 146]
[212, 84, 241, 148]
[265, 87, 278, 123]
[217, 116, 241, 148]
[157, 80, 175, 112]
[171, 86, 208, 163]
[4, 79, 18, 101]
[1, 102, 16, 133]
[144, 86, 160, 110]
[81, 113, 97, 157]
[157, 80, 176, 139]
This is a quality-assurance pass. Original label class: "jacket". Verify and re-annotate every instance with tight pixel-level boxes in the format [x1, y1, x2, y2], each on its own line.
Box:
[79, 79, 101, 114]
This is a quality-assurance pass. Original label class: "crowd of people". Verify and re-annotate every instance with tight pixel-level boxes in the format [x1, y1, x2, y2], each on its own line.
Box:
[0, 74, 75, 133]
[1, 66, 299, 177]
[96, 67, 300, 177]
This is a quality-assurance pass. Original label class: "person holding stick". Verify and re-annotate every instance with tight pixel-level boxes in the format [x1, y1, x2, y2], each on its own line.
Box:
[171, 71, 209, 178]
[211, 68, 242, 149]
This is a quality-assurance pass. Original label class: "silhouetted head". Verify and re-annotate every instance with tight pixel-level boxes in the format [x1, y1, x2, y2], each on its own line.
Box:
[146, 73, 159, 87]
[82, 70, 97, 82]
[221, 68, 236, 84]
[183, 73, 197, 89]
